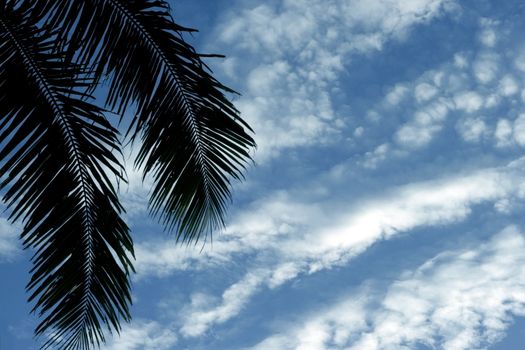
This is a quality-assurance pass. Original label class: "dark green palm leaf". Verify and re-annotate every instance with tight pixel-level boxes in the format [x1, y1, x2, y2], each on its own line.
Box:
[36, 0, 256, 243]
[0, 2, 134, 349]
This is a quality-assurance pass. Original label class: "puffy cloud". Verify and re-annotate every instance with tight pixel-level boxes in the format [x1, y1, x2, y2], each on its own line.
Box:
[492, 115, 525, 148]
[215, 0, 457, 160]
[102, 320, 177, 350]
[513, 114, 525, 146]
[479, 21, 498, 48]
[395, 98, 451, 148]
[386, 84, 410, 105]
[494, 119, 513, 147]
[362, 143, 390, 169]
[498, 75, 520, 97]
[453, 91, 484, 113]
[356, 18, 525, 167]
[251, 226, 525, 350]
[456, 117, 488, 142]
[414, 82, 439, 103]
[473, 53, 499, 84]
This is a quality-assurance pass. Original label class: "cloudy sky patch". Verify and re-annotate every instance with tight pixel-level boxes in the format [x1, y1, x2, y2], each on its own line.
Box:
[3, 1, 525, 349]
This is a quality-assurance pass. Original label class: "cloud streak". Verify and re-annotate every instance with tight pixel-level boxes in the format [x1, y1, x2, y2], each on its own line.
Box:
[135, 157, 525, 337]
[102, 320, 177, 350]
[251, 225, 525, 350]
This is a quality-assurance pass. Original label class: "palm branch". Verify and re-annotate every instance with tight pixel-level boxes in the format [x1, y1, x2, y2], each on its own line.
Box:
[0, 1, 134, 349]
[38, 0, 256, 242]
[0, 0, 255, 348]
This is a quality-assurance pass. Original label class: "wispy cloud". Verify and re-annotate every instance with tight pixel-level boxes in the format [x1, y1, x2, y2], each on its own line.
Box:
[136, 158, 525, 276]
[251, 225, 525, 350]
[102, 320, 177, 350]
[134, 157, 525, 336]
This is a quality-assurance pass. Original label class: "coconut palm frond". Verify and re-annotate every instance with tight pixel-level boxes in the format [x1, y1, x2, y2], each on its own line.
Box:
[0, 2, 134, 349]
[36, 0, 256, 242]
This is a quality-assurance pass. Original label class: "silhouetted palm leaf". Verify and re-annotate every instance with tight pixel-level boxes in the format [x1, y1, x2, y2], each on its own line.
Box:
[37, 0, 256, 242]
[0, 2, 134, 349]
[1, 0, 255, 348]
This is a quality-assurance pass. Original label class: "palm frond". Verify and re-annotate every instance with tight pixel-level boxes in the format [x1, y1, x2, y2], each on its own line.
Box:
[37, 0, 256, 242]
[0, 2, 134, 349]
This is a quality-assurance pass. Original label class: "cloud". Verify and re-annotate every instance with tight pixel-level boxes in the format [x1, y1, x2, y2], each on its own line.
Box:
[0, 215, 20, 262]
[395, 97, 452, 148]
[135, 157, 525, 336]
[117, 143, 154, 223]
[102, 320, 177, 350]
[415, 82, 439, 103]
[136, 158, 525, 277]
[453, 91, 484, 113]
[498, 74, 520, 97]
[478, 18, 498, 48]
[473, 52, 499, 84]
[214, 0, 458, 160]
[361, 143, 391, 169]
[179, 270, 269, 337]
[127, 14, 525, 339]
[492, 114, 525, 148]
[495, 118, 514, 147]
[250, 226, 525, 350]
[358, 17, 525, 167]
[456, 117, 488, 142]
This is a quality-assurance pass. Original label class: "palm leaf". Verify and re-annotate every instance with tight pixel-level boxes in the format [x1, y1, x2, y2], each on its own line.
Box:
[34, 0, 256, 243]
[0, 2, 134, 349]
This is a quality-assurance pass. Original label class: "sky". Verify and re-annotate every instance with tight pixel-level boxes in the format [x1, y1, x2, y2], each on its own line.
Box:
[2, 0, 525, 349]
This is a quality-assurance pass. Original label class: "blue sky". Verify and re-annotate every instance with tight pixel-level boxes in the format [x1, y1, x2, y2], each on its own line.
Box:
[2, 0, 525, 349]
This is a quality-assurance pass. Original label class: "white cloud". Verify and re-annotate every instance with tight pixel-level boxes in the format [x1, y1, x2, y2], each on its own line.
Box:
[0, 215, 20, 261]
[495, 118, 513, 147]
[136, 158, 525, 335]
[456, 117, 487, 142]
[473, 52, 499, 84]
[479, 28, 497, 48]
[415, 82, 439, 103]
[453, 91, 484, 113]
[515, 48, 525, 72]
[137, 158, 525, 277]
[513, 114, 525, 146]
[362, 143, 390, 169]
[386, 84, 409, 105]
[118, 144, 154, 222]
[102, 320, 177, 350]
[479, 18, 498, 48]
[251, 226, 525, 350]
[499, 75, 520, 97]
[179, 270, 269, 337]
[492, 115, 525, 148]
[216, 0, 458, 160]
[395, 98, 451, 148]
[454, 53, 468, 69]
[356, 19, 525, 165]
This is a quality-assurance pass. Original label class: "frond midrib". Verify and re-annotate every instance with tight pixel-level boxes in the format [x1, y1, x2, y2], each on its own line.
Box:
[0, 13, 98, 335]
[104, 0, 216, 213]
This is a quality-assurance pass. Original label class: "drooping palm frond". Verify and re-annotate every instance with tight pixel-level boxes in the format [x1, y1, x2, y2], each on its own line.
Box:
[0, 2, 134, 349]
[35, 0, 256, 243]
